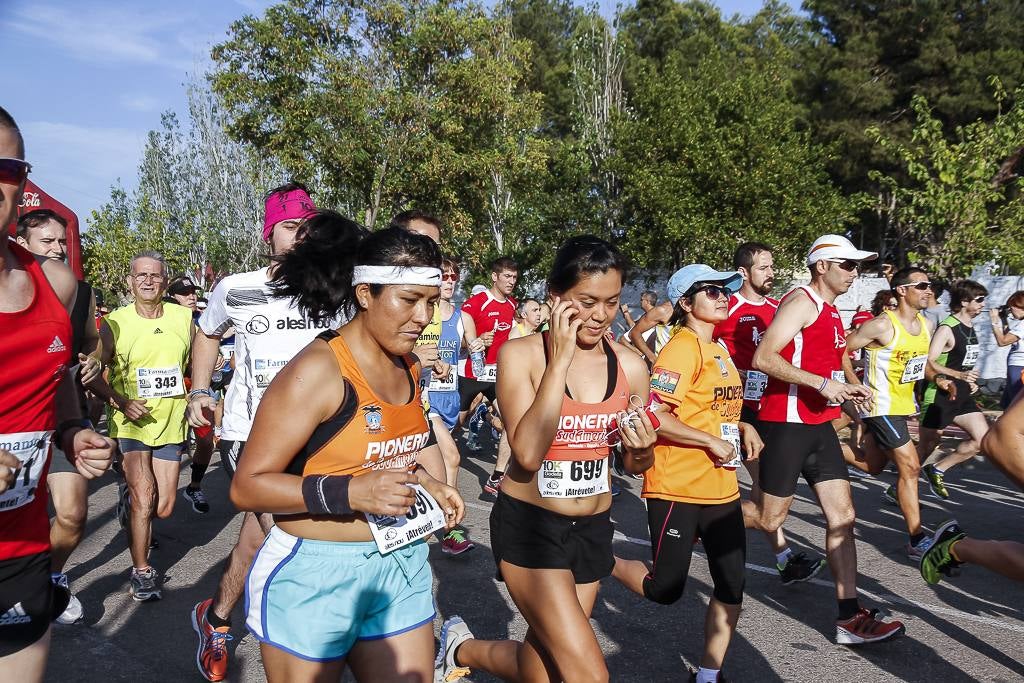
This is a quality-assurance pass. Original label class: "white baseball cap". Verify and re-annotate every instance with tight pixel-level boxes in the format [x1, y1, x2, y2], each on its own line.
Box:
[806, 234, 878, 265]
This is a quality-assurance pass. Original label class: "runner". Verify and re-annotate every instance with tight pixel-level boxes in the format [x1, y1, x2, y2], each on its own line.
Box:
[231, 223, 463, 681]
[916, 280, 992, 500]
[0, 106, 114, 681]
[165, 274, 215, 514]
[845, 267, 940, 558]
[615, 263, 759, 683]
[508, 297, 542, 340]
[458, 257, 518, 495]
[714, 242, 825, 584]
[990, 290, 1024, 408]
[187, 184, 338, 682]
[628, 289, 675, 365]
[744, 234, 905, 645]
[14, 208, 103, 624]
[435, 235, 656, 683]
[921, 394, 1024, 584]
[88, 251, 193, 601]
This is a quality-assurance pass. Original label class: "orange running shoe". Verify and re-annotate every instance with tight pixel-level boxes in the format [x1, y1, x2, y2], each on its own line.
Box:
[191, 598, 233, 681]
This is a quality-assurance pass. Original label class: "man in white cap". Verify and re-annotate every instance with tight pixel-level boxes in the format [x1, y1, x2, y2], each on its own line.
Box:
[743, 234, 907, 645]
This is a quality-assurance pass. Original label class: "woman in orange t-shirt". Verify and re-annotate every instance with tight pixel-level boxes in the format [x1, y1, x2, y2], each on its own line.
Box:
[612, 264, 764, 683]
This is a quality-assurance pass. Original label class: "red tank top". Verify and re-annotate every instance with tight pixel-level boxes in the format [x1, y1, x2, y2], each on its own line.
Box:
[758, 286, 846, 425]
[714, 294, 779, 411]
[1, 243, 72, 560]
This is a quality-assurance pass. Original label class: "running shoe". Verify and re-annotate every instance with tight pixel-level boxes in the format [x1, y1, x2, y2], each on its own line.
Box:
[465, 433, 482, 452]
[435, 616, 473, 682]
[922, 464, 949, 499]
[129, 567, 162, 602]
[116, 480, 130, 529]
[192, 598, 233, 681]
[906, 535, 935, 561]
[183, 486, 211, 514]
[441, 529, 475, 556]
[919, 520, 966, 585]
[51, 572, 84, 625]
[846, 465, 872, 479]
[688, 671, 728, 682]
[835, 608, 905, 645]
[483, 475, 502, 496]
[882, 484, 898, 506]
[777, 552, 826, 585]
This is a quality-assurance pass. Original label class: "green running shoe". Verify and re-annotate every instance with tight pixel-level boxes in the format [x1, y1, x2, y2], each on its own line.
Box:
[923, 464, 949, 499]
[882, 484, 898, 506]
[920, 520, 965, 585]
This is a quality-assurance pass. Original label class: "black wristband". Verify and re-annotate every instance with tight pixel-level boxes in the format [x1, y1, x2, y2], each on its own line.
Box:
[302, 474, 354, 516]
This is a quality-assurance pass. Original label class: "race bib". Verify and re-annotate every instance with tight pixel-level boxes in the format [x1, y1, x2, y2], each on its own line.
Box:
[428, 366, 457, 393]
[827, 370, 846, 406]
[253, 357, 291, 398]
[719, 423, 742, 470]
[901, 355, 927, 383]
[479, 364, 498, 383]
[538, 457, 609, 498]
[366, 483, 446, 555]
[742, 370, 768, 402]
[136, 366, 184, 399]
[0, 431, 52, 511]
[963, 344, 980, 368]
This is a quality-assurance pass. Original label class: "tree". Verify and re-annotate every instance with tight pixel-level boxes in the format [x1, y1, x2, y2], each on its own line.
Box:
[867, 83, 1024, 280]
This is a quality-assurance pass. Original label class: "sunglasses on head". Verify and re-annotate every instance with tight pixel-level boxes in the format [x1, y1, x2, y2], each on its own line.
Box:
[441, 272, 458, 282]
[0, 158, 31, 185]
[686, 284, 728, 301]
[827, 259, 860, 272]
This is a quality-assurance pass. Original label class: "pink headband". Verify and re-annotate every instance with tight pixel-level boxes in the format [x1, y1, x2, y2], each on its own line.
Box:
[263, 189, 316, 241]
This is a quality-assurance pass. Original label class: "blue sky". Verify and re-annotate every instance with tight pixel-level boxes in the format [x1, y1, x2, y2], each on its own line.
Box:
[3, 0, 788, 224]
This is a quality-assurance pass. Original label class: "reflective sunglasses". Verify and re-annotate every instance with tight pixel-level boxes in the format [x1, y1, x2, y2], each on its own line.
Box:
[903, 281, 934, 291]
[0, 158, 31, 185]
[687, 284, 729, 301]
[971, 296, 986, 303]
[828, 259, 860, 272]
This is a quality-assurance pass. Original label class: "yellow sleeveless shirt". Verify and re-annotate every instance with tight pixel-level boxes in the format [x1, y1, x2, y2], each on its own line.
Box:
[862, 310, 930, 417]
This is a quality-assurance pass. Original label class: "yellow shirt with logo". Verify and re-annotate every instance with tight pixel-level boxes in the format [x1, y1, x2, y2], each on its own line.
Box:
[106, 303, 192, 446]
[862, 311, 931, 417]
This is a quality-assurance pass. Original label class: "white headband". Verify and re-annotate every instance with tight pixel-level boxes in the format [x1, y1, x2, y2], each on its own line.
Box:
[352, 265, 441, 287]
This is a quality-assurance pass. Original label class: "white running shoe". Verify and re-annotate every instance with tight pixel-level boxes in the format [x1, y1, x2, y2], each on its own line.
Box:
[435, 616, 473, 682]
[52, 573, 84, 624]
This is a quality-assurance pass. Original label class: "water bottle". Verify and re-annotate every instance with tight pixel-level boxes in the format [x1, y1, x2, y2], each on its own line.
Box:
[471, 348, 485, 377]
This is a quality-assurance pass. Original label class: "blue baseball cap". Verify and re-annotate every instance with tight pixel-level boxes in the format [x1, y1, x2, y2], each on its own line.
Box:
[666, 264, 744, 303]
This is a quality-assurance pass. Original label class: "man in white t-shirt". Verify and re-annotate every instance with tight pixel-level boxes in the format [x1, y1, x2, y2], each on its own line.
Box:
[184, 183, 342, 682]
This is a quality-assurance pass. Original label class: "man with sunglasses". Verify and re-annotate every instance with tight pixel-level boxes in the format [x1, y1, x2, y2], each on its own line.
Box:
[87, 251, 194, 603]
[1, 107, 115, 681]
[714, 242, 826, 585]
[745, 234, 906, 645]
[915, 280, 992, 499]
[845, 267, 946, 559]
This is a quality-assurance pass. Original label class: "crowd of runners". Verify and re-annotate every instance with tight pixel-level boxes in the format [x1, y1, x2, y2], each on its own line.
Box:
[2, 104, 1024, 683]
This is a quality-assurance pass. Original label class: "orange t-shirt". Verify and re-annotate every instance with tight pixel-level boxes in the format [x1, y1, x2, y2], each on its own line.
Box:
[643, 327, 743, 505]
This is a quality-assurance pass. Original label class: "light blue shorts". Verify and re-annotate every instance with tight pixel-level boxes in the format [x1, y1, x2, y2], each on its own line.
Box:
[245, 526, 435, 662]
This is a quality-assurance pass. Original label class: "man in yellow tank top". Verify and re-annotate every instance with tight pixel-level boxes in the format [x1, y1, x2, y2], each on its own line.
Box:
[845, 266, 939, 560]
[89, 251, 194, 602]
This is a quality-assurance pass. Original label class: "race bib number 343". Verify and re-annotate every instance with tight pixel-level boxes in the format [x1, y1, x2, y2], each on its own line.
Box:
[136, 366, 184, 399]
[538, 457, 609, 498]
[366, 483, 446, 554]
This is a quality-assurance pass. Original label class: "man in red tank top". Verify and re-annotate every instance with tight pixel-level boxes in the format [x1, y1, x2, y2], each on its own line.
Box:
[0, 108, 114, 680]
[743, 234, 906, 646]
[714, 242, 825, 586]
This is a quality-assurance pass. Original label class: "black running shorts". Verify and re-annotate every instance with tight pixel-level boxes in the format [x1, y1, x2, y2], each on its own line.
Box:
[921, 379, 981, 430]
[490, 493, 613, 584]
[757, 422, 849, 498]
[458, 376, 497, 412]
[0, 551, 53, 656]
[862, 415, 912, 450]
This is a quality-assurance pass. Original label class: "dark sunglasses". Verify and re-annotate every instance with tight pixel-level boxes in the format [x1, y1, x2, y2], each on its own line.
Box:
[902, 282, 934, 291]
[687, 284, 729, 301]
[441, 272, 459, 282]
[828, 259, 860, 272]
[0, 158, 31, 185]
[971, 296, 986, 303]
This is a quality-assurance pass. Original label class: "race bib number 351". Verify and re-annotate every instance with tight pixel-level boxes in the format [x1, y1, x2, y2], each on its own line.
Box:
[366, 483, 446, 554]
[0, 431, 52, 511]
[538, 457, 609, 498]
[136, 366, 184, 399]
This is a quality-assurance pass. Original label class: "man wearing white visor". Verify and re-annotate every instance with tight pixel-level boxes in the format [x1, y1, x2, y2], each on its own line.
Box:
[744, 235, 907, 645]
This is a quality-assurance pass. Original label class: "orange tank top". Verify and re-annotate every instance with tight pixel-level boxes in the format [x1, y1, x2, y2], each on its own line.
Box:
[288, 331, 431, 477]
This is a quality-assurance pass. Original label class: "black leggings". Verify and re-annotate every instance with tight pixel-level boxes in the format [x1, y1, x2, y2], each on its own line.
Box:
[643, 498, 745, 606]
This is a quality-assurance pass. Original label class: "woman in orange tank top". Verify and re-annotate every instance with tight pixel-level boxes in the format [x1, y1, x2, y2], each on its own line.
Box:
[434, 236, 657, 683]
[230, 216, 464, 682]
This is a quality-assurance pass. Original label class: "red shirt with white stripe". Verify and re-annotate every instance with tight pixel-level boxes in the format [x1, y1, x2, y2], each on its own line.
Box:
[1, 243, 72, 560]
[459, 290, 516, 380]
[714, 294, 778, 412]
[758, 286, 846, 425]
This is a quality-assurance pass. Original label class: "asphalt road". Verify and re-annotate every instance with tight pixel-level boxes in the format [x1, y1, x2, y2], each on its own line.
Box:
[46, 429, 1024, 682]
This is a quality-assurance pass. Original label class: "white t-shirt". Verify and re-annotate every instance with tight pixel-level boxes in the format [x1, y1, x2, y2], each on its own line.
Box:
[1008, 317, 1024, 366]
[199, 268, 344, 441]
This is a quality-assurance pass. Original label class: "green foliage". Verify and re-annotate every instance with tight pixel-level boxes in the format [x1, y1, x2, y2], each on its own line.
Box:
[867, 82, 1024, 280]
